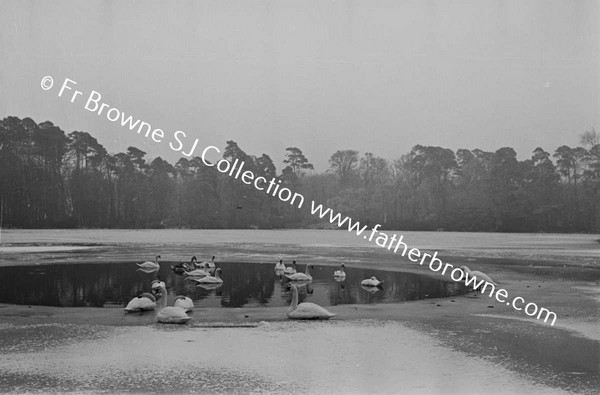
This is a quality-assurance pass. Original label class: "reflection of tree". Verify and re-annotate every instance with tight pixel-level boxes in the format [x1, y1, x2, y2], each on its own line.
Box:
[217, 263, 276, 307]
[0, 262, 466, 309]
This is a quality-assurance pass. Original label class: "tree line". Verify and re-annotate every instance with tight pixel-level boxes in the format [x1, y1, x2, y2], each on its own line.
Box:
[1, 116, 599, 232]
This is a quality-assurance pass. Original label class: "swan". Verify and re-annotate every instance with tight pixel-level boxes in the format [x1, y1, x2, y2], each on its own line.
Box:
[285, 263, 312, 281]
[459, 266, 498, 295]
[137, 255, 161, 270]
[198, 255, 216, 269]
[275, 259, 285, 271]
[173, 295, 194, 312]
[154, 283, 191, 324]
[334, 263, 346, 279]
[151, 280, 166, 295]
[124, 292, 156, 312]
[190, 267, 223, 284]
[361, 276, 383, 288]
[171, 259, 192, 274]
[284, 260, 297, 275]
[459, 266, 498, 285]
[287, 284, 336, 320]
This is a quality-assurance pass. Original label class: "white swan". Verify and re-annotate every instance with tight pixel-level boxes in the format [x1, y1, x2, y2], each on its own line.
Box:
[459, 266, 498, 295]
[361, 276, 383, 287]
[459, 266, 498, 285]
[124, 292, 156, 312]
[190, 267, 223, 284]
[287, 284, 336, 320]
[334, 263, 346, 279]
[151, 280, 166, 294]
[284, 260, 297, 275]
[285, 263, 312, 281]
[155, 283, 191, 324]
[173, 295, 194, 312]
[137, 255, 160, 270]
[184, 267, 210, 277]
[275, 259, 286, 271]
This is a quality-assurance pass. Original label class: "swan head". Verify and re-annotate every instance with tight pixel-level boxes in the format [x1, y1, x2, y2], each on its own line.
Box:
[191, 256, 197, 262]
[459, 266, 470, 274]
[156, 255, 161, 259]
[371, 276, 377, 281]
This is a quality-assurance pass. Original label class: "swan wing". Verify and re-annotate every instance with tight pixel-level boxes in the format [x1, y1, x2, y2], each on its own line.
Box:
[470, 270, 498, 285]
[174, 297, 194, 312]
[185, 269, 209, 277]
[286, 273, 311, 281]
[137, 262, 158, 269]
[201, 277, 223, 284]
[124, 297, 156, 312]
[288, 303, 336, 320]
[157, 306, 191, 324]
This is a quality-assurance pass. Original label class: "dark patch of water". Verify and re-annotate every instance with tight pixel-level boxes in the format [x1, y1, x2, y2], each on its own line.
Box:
[0, 262, 465, 308]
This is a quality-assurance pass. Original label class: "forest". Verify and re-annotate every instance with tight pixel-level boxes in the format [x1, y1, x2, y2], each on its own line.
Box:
[1, 115, 599, 233]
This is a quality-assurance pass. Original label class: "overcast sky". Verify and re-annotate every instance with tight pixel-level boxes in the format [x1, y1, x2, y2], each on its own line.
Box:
[1, 0, 598, 170]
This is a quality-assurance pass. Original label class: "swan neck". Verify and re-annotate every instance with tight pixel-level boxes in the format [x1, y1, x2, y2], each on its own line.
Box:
[289, 286, 298, 311]
[159, 287, 168, 309]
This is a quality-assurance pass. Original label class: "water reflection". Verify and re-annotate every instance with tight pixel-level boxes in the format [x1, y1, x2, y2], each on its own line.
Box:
[0, 262, 465, 308]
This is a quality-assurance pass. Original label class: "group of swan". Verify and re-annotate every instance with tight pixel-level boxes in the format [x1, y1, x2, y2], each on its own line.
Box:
[168, 255, 224, 287]
[279, 261, 384, 290]
[124, 274, 194, 324]
[154, 282, 192, 324]
[285, 263, 312, 281]
[275, 260, 297, 275]
[131, 254, 497, 323]
[189, 268, 224, 284]
[125, 284, 193, 324]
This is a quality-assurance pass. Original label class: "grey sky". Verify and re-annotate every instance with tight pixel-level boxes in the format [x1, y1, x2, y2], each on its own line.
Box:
[1, 0, 598, 170]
